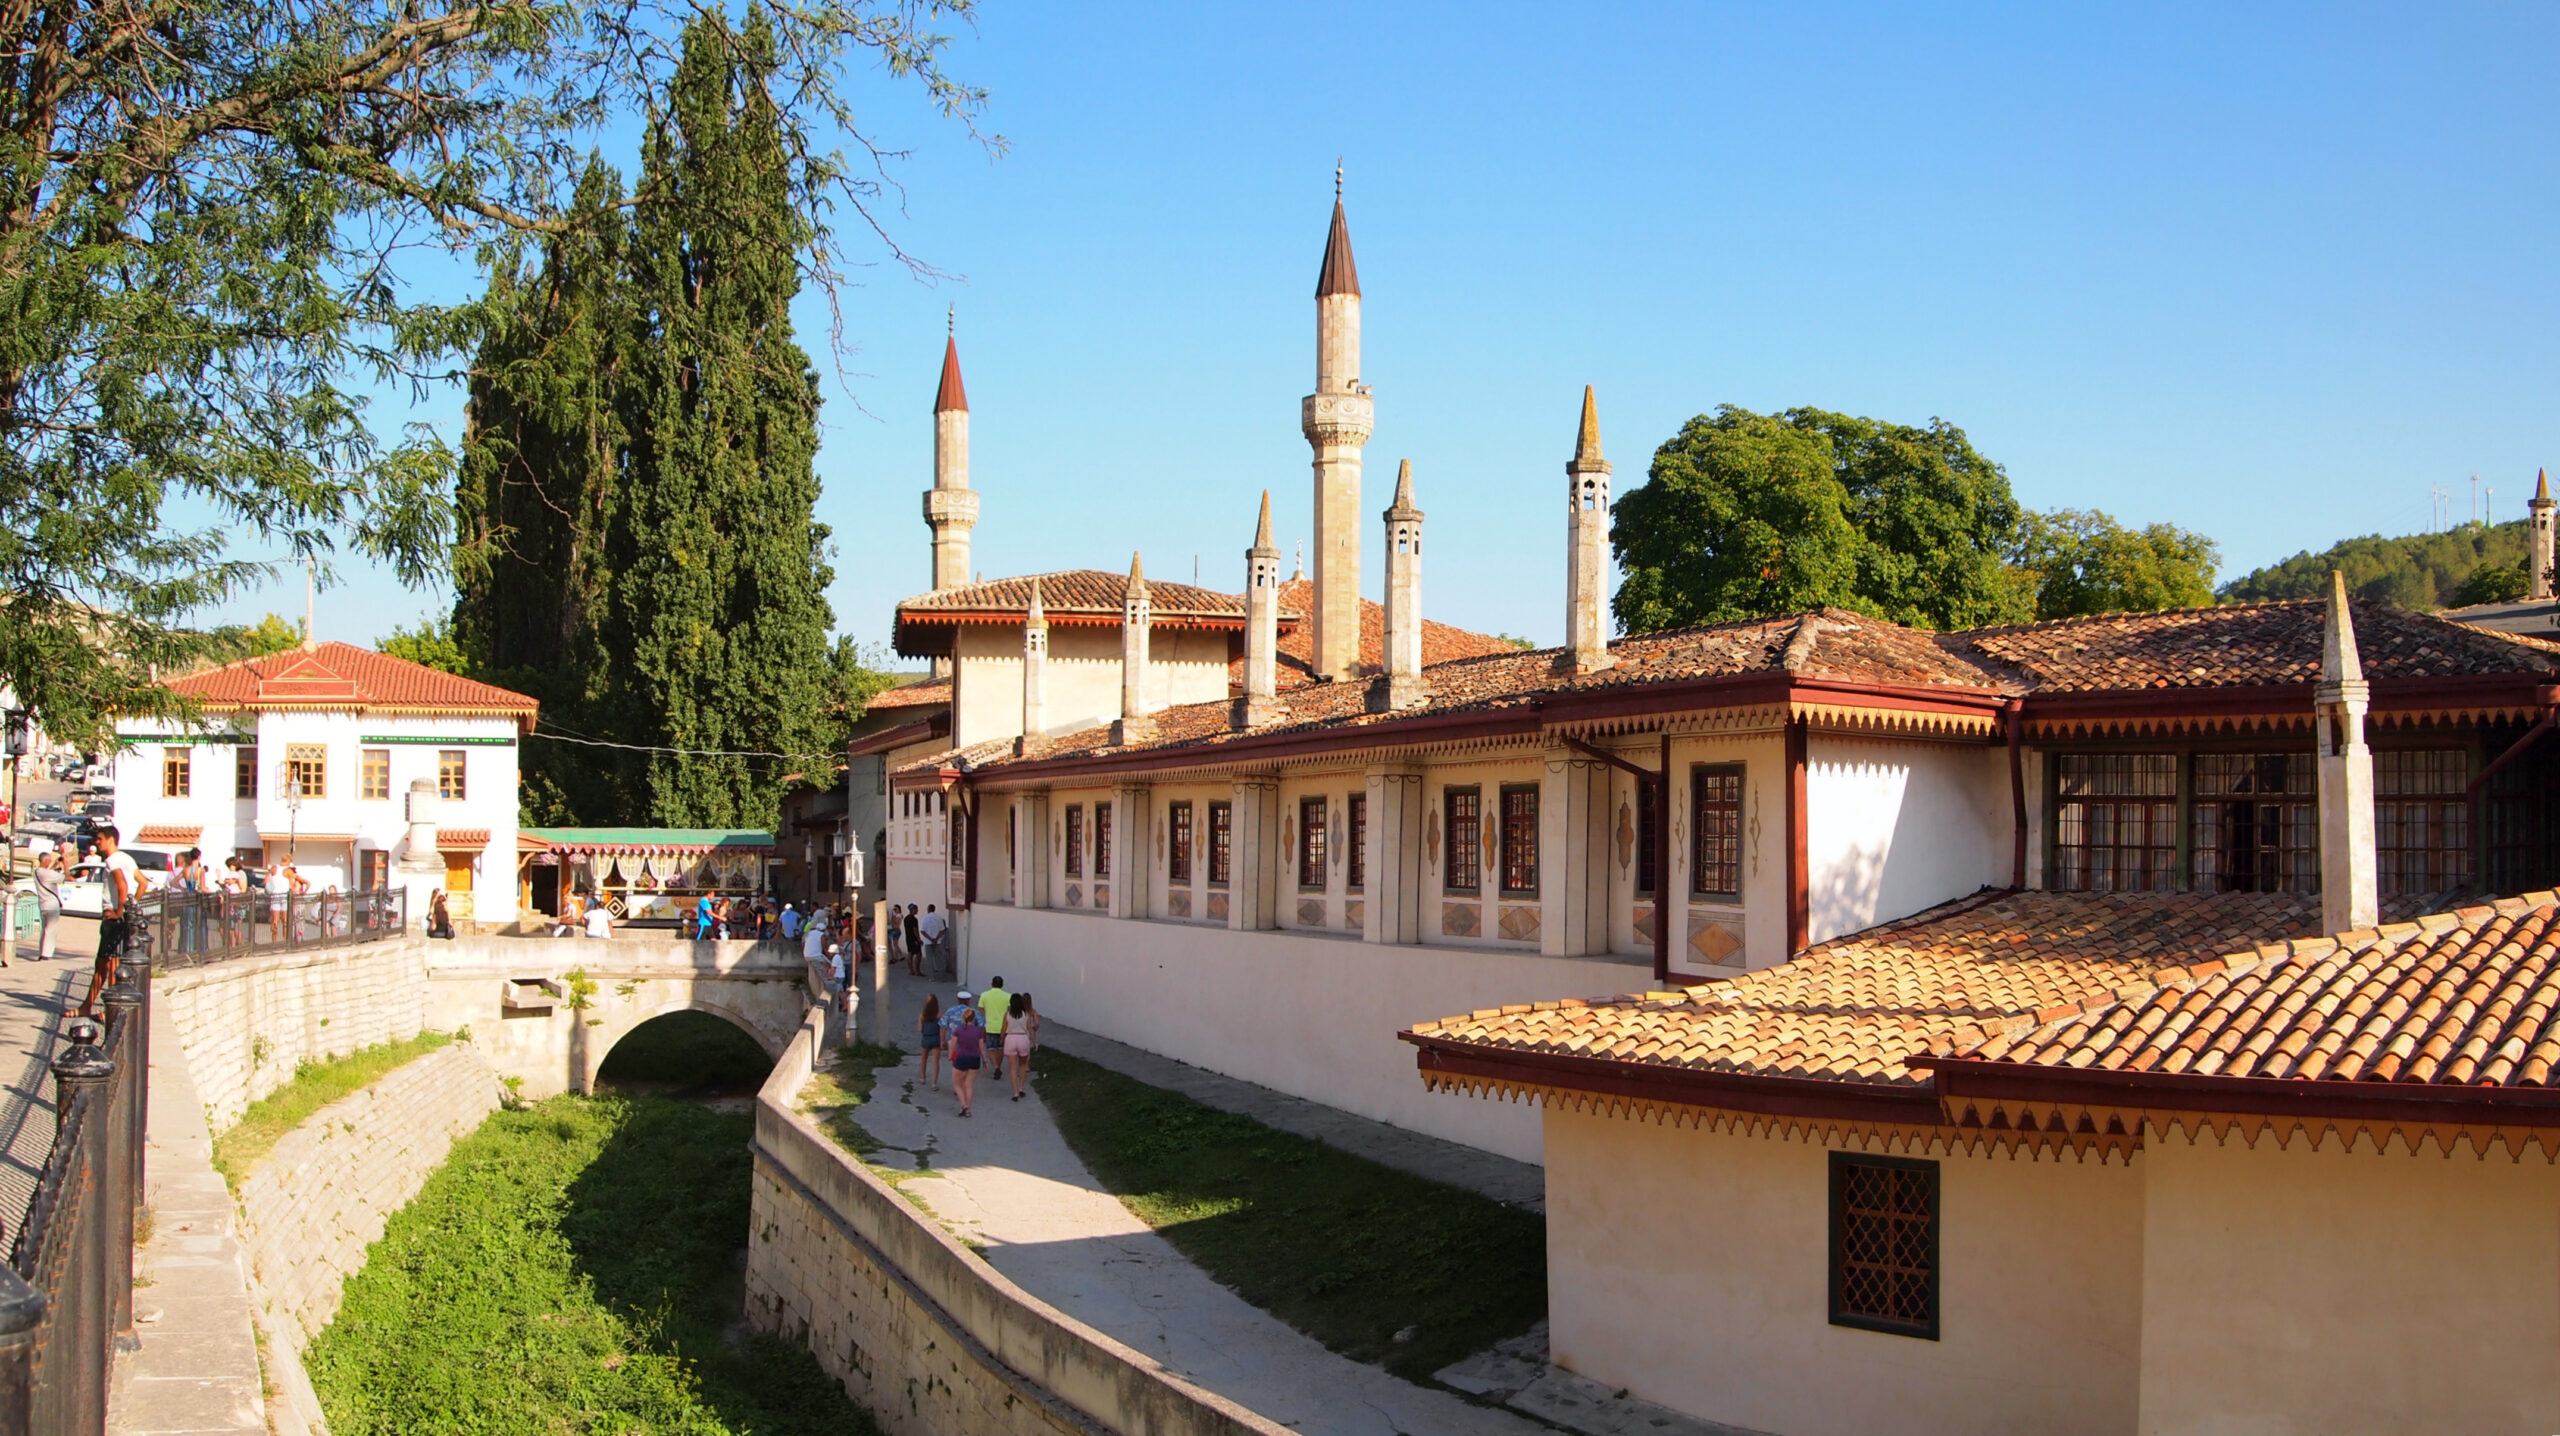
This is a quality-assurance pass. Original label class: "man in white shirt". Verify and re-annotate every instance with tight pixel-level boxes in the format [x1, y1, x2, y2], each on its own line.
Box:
[918, 904, 948, 975]
[81, 830, 141, 1018]
[582, 901, 614, 940]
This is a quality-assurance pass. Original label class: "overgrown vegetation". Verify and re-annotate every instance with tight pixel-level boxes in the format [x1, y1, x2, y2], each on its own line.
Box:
[306, 1093, 875, 1436]
[798, 1041, 909, 1158]
[210, 1033, 453, 1185]
[1032, 1052, 1545, 1383]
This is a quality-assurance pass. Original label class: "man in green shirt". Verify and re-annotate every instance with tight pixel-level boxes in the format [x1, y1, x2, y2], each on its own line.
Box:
[978, 977, 1011, 1041]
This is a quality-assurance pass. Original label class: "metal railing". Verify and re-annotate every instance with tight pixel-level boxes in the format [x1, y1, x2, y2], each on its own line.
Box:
[0, 946, 151, 1435]
[144, 889, 406, 969]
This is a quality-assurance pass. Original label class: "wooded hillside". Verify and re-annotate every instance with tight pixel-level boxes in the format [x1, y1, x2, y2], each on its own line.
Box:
[2219, 520, 2535, 609]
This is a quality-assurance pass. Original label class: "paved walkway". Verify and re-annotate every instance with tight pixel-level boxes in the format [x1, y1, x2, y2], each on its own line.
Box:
[845, 962, 1546, 1436]
[0, 898, 95, 1248]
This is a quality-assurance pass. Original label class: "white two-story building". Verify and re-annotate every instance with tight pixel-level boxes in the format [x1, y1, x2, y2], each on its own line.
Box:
[113, 642, 539, 922]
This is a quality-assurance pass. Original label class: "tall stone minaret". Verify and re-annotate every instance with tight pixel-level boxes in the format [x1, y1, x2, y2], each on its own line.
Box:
[2315, 569, 2377, 935]
[1115, 553, 1155, 745]
[1379, 460, 1427, 711]
[1239, 492, 1283, 729]
[1566, 386, 1614, 674]
[924, 314, 977, 593]
[1017, 577, 1047, 755]
[1302, 166, 1372, 681]
[2530, 468, 2555, 601]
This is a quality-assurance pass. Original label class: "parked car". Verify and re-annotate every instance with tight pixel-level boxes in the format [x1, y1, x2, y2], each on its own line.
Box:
[79, 801, 112, 820]
[58, 852, 169, 918]
[26, 801, 65, 822]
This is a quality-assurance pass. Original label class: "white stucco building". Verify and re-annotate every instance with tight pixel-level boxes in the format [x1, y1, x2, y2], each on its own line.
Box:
[113, 642, 538, 922]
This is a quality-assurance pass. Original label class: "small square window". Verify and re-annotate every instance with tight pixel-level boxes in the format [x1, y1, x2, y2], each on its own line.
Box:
[436, 749, 467, 801]
[282, 744, 326, 801]
[1829, 1153, 1939, 1340]
[361, 749, 391, 801]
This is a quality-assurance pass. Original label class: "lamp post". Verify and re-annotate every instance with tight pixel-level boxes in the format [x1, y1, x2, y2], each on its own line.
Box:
[2, 708, 25, 954]
[279, 764, 303, 939]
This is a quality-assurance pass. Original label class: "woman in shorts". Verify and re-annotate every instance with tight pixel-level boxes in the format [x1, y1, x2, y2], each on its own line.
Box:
[948, 999, 986, 1118]
[1004, 993, 1039, 1101]
[917, 993, 944, 1091]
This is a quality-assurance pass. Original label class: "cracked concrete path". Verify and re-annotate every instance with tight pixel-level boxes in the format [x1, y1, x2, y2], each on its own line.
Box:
[843, 969, 1546, 1436]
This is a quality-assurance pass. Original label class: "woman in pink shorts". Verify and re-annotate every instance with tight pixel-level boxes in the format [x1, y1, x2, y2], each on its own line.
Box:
[1004, 993, 1039, 1101]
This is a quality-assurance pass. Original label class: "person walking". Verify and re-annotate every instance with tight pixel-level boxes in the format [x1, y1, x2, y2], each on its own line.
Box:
[32, 849, 62, 961]
[1004, 993, 1039, 1100]
[917, 992, 945, 1091]
[947, 993, 987, 1117]
[902, 904, 923, 976]
[978, 976, 1011, 1058]
[693, 892, 714, 941]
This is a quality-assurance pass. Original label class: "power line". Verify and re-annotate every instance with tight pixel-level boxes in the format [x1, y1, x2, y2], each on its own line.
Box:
[524, 729, 843, 764]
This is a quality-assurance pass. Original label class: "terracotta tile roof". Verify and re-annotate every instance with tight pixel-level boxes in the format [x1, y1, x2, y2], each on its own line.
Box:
[1945, 597, 2560, 693]
[867, 679, 952, 711]
[436, 828, 492, 851]
[1959, 891, 2560, 1088]
[900, 570, 1258, 621]
[1264, 580, 1525, 686]
[158, 641, 538, 717]
[1406, 891, 2340, 1088]
[131, 825, 202, 846]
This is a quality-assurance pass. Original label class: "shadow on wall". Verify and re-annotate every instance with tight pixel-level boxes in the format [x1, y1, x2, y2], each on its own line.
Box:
[595, 1009, 777, 1099]
[1807, 751, 2001, 945]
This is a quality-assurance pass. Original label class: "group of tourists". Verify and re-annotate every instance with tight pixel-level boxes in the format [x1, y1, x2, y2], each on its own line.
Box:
[917, 976, 1038, 1118]
[883, 902, 950, 976]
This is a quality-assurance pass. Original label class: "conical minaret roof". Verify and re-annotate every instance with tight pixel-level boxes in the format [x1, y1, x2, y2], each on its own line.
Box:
[2320, 569, 2363, 685]
[1025, 576, 1045, 625]
[1252, 490, 1277, 554]
[1126, 550, 1148, 597]
[1573, 386, 1605, 467]
[934, 332, 968, 413]
[1385, 458, 1422, 519]
[1315, 169, 1360, 300]
[2537, 467, 2551, 505]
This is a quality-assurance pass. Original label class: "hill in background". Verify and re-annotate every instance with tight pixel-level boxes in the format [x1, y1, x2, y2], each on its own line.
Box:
[2218, 520, 2534, 610]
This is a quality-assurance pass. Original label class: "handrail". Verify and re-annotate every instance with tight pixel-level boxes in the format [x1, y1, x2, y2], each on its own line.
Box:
[141, 889, 407, 969]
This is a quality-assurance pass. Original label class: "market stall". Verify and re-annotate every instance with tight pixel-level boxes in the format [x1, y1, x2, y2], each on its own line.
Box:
[517, 827, 777, 923]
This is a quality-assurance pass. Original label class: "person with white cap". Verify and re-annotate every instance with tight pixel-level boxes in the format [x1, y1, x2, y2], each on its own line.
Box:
[945, 989, 987, 1117]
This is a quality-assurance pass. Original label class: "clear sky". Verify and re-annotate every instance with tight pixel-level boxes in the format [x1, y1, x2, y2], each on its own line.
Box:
[214, 1, 2560, 655]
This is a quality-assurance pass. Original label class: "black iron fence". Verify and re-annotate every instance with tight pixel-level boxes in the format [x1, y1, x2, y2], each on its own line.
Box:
[145, 888, 406, 968]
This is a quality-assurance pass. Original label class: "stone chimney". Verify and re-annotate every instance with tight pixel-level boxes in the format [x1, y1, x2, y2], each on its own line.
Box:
[2315, 569, 2377, 934]
[2530, 468, 2555, 601]
[1566, 386, 1615, 673]
[1016, 577, 1047, 756]
[396, 777, 443, 924]
[1114, 552, 1156, 745]
[1375, 459, 1427, 712]
[1238, 493, 1283, 729]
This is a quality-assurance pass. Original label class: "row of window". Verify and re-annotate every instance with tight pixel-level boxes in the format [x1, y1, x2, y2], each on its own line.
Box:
[162, 746, 468, 802]
[2052, 749, 2470, 895]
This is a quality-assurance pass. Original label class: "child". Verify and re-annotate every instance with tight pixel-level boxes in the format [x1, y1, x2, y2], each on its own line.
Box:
[918, 992, 944, 1090]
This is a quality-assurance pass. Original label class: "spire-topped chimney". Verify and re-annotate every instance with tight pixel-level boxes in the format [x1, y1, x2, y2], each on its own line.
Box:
[1115, 552, 1155, 744]
[2530, 467, 2555, 601]
[924, 318, 978, 600]
[1375, 460, 1428, 712]
[1303, 168, 1373, 681]
[1239, 493, 1283, 729]
[2316, 570, 2377, 934]
[1016, 577, 1048, 755]
[1565, 386, 1615, 674]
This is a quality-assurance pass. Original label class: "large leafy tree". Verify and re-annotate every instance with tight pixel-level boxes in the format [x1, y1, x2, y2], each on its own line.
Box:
[1612, 407, 1867, 632]
[2015, 509, 2220, 619]
[1804, 409, 2027, 630]
[0, 0, 990, 749]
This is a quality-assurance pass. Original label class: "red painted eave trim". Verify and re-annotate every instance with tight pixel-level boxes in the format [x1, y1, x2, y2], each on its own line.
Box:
[1917, 1055, 2560, 1126]
[1403, 1034, 1942, 1127]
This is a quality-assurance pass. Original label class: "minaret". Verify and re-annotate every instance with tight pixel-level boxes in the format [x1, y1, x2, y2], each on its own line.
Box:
[1378, 460, 1427, 711]
[1566, 386, 1614, 673]
[2530, 468, 2555, 601]
[2315, 569, 2377, 934]
[1115, 553, 1155, 744]
[923, 313, 977, 593]
[1302, 165, 1372, 681]
[1016, 578, 1047, 755]
[1239, 492, 1283, 728]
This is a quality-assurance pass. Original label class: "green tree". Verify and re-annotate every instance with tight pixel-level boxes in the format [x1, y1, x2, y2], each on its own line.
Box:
[2222, 521, 2534, 610]
[0, 0, 991, 751]
[210, 614, 307, 659]
[1612, 407, 1866, 632]
[1793, 409, 2029, 629]
[2453, 559, 2531, 607]
[2014, 509, 2220, 619]
[600, 11, 836, 829]
[379, 619, 473, 676]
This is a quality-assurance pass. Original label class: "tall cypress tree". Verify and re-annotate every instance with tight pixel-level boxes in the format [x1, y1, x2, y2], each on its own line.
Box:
[605, 10, 834, 829]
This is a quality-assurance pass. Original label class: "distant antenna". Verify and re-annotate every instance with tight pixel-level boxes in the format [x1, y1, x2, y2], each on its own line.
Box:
[2473, 473, 2482, 526]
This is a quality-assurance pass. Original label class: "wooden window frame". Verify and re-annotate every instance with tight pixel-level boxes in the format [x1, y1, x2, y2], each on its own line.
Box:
[1691, 764, 1743, 900]
[2374, 747, 2471, 895]
[161, 747, 191, 799]
[282, 744, 326, 801]
[361, 748, 391, 802]
[1095, 801, 1114, 878]
[1635, 776, 1659, 899]
[436, 748, 467, 801]
[1347, 793, 1367, 893]
[1443, 786, 1482, 894]
[1065, 805, 1084, 878]
[358, 850, 390, 892]
[1498, 784, 1539, 897]
[1207, 801, 1233, 888]
[1168, 801, 1194, 885]
[1298, 795, 1328, 890]
[950, 805, 968, 871]
[235, 746, 258, 800]
[2191, 752, 2315, 895]
[1828, 1152, 1939, 1341]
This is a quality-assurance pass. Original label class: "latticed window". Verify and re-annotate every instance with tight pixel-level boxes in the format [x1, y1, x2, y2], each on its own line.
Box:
[950, 806, 968, 871]
[1347, 794, 1367, 891]
[1691, 766, 1742, 899]
[358, 851, 389, 891]
[1065, 806, 1084, 877]
[1207, 802, 1233, 887]
[2376, 749, 2469, 895]
[1444, 787, 1481, 893]
[1500, 786, 1538, 896]
[437, 749, 467, 801]
[1829, 1154, 1938, 1339]
[361, 749, 390, 801]
[2193, 753, 2316, 894]
[282, 744, 326, 800]
[1635, 777, 1659, 898]
[1168, 801, 1194, 884]
[2053, 753, 2177, 892]
[161, 747, 190, 798]
[1299, 796, 1327, 889]
[1094, 802, 1113, 878]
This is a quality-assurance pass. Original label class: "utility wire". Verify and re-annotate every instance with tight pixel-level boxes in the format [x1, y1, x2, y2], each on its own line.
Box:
[523, 728, 845, 764]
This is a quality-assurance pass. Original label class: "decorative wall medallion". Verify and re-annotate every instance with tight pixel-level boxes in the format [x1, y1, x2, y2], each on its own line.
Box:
[1094, 884, 1110, 908]
[1633, 902, 1655, 943]
[1426, 808, 1441, 867]
[1283, 814, 1295, 852]
[1207, 892, 1230, 921]
[1749, 785, 1762, 877]
[1155, 821, 1165, 864]
[1065, 883, 1082, 908]
[1688, 914, 1744, 966]
[1442, 902, 1480, 937]
[1484, 834, 1498, 877]
[1331, 808, 1344, 867]
[1614, 800, 1635, 872]
[1344, 899, 1364, 931]
[1297, 898, 1327, 926]
[1167, 889, 1192, 918]
[1497, 904, 1541, 943]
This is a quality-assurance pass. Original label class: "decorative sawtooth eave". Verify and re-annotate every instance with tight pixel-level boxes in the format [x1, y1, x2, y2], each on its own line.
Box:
[1792, 700, 1998, 740]
[2025, 711, 2316, 740]
[2143, 1110, 2560, 1163]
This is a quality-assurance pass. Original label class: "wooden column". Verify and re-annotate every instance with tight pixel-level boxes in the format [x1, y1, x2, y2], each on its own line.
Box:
[1227, 776, 1281, 931]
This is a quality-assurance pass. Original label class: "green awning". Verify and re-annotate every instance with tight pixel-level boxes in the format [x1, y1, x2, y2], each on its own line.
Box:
[520, 827, 775, 854]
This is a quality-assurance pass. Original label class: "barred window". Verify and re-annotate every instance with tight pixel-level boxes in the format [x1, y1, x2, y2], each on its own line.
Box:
[162, 747, 191, 798]
[2376, 749, 2469, 895]
[1829, 1154, 1938, 1340]
[361, 749, 391, 801]
[1347, 793, 1367, 892]
[437, 749, 467, 801]
[236, 746, 258, 800]
[1500, 786, 1539, 896]
[2053, 754, 2177, 893]
[1208, 802, 1233, 887]
[1299, 795, 1328, 889]
[282, 744, 326, 801]
[1095, 801, 1113, 878]
[1169, 801, 1194, 884]
[1065, 806, 1084, 878]
[1444, 787, 1481, 893]
[1635, 777, 1659, 898]
[950, 806, 968, 871]
[2193, 753, 2316, 894]
[1691, 765, 1743, 899]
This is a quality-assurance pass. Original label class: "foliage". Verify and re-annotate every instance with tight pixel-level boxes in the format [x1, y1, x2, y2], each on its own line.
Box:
[2013, 508, 2220, 620]
[1489, 633, 1539, 651]
[799, 1041, 911, 1158]
[1798, 408, 2028, 629]
[1034, 1051, 1546, 1382]
[2221, 520, 2537, 611]
[378, 618, 473, 676]
[2455, 559, 2531, 607]
[207, 614, 307, 661]
[594, 1009, 775, 1093]
[306, 1093, 877, 1435]
[0, 0, 992, 754]
[211, 1032, 452, 1185]
[1612, 407, 1869, 632]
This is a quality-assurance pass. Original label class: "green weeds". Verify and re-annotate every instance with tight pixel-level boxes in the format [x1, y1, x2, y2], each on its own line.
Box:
[211, 1033, 453, 1185]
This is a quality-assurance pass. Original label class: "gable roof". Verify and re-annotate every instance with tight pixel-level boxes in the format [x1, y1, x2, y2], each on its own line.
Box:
[157, 642, 538, 720]
[894, 570, 1282, 657]
[1946, 597, 2560, 693]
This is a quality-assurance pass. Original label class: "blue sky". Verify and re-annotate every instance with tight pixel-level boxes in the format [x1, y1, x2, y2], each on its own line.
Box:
[219, 2, 2560, 655]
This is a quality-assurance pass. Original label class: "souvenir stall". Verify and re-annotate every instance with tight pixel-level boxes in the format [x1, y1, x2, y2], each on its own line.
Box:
[516, 827, 777, 923]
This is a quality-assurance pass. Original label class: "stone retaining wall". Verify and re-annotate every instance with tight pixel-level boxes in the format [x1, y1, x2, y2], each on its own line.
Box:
[156, 940, 431, 1130]
[747, 1009, 1292, 1436]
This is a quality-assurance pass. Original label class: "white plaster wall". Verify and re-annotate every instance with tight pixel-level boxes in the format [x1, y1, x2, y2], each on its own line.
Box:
[1804, 737, 2005, 945]
[2136, 1128, 2560, 1433]
[952, 625, 1234, 749]
[970, 903, 1653, 1163]
[1543, 1108, 2145, 1436]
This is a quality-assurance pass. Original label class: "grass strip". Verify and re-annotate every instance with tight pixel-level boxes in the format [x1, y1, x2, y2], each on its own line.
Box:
[799, 1041, 910, 1158]
[1033, 1050, 1546, 1382]
[211, 1032, 453, 1185]
[306, 1093, 880, 1436]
